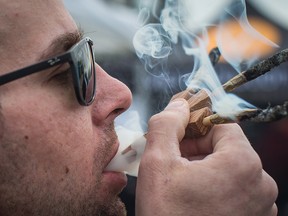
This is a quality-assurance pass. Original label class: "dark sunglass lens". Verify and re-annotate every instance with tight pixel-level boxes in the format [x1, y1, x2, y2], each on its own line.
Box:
[77, 42, 95, 104]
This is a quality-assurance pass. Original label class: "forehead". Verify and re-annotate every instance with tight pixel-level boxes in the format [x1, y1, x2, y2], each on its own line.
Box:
[0, 0, 75, 35]
[0, 0, 78, 73]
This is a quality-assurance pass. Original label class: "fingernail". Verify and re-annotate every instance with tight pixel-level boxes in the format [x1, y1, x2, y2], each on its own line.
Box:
[165, 99, 186, 110]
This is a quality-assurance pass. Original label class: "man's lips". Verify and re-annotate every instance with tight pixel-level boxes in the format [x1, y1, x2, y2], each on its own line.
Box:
[102, 171, 128, 194]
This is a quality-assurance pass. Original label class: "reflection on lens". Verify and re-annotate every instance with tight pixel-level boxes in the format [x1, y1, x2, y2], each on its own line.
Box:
[77, 42, 95, 104]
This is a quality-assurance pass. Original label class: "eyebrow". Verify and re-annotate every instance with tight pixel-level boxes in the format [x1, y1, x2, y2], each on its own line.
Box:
[39, 30, 84, 61]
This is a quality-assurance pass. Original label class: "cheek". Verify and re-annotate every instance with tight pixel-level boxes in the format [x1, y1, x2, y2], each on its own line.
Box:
[0, 86, 103, 188]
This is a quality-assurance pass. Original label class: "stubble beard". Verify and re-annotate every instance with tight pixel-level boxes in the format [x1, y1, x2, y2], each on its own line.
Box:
[0, 122, 127, 216]
[0, 189, 126, 216]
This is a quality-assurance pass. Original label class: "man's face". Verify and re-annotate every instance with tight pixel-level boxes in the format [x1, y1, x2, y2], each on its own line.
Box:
[0, 1, 132, 215]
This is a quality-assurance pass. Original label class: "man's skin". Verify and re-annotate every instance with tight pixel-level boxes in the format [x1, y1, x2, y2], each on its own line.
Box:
[0, 0, 278, 216]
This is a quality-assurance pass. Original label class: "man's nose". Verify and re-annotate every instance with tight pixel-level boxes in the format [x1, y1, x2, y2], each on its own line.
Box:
[91, 64, 132, 125]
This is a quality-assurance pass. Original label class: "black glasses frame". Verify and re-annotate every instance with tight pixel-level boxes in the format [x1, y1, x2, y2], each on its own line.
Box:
[0, 37, 96, 106]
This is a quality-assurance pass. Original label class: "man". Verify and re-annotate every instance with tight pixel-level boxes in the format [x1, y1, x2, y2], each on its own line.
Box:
[0, 0, 277, 215]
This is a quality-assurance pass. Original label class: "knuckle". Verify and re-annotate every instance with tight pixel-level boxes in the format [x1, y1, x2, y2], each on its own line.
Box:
[228, 148, 263, 179]
[246, 152, 263, 174]
[271, 203, 278, 216]
[149, 111, 176, 124]
[221, 148, 263, 191]
[263, 171, 279, 203]
[148, 113, 166, 129]
[148, 113, 162, 125]
[148, 112, 186, 136]
[139, 149, 167, 173]
[149, 108, 186, 126]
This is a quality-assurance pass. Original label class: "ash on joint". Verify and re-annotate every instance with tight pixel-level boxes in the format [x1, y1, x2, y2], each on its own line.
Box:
[245, 49, 288, 81]
[250, 101, 288, 122]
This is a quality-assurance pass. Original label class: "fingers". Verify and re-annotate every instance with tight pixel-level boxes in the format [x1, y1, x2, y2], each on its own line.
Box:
[179, 123, 251, 159]
[200, 123, 250, 151]
[139, 104, 279, 216]
[138, 102, 279, 216]
[144, 99, 190, 156]
[136, 99, 190, 211]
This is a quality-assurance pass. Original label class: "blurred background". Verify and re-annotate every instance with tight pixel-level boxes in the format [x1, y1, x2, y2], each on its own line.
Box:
[64, 0, 288, 215]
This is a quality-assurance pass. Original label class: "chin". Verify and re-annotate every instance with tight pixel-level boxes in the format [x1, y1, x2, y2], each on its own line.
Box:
[97, 196, 127, 216]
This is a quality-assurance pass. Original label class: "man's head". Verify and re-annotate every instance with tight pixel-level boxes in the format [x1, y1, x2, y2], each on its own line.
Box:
[0, 0, 132, 215]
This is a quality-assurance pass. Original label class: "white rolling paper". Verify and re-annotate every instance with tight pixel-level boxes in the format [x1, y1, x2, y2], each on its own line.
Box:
[104, 127, 146, 177]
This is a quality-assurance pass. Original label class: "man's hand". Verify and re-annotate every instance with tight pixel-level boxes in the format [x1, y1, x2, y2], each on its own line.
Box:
[136, 99, 278, 216]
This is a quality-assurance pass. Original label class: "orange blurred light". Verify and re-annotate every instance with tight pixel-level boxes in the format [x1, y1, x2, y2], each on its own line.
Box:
[207, 17, 281, 61]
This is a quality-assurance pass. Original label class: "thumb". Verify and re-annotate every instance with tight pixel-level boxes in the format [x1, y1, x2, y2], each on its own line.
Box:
[145, 99, 190, 156]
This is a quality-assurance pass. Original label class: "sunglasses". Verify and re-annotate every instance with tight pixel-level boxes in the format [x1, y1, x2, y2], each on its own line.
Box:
[0, 37, 96, 106]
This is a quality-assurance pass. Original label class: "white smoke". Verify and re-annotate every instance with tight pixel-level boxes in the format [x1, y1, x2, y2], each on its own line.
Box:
[133, 0, 278, 119]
